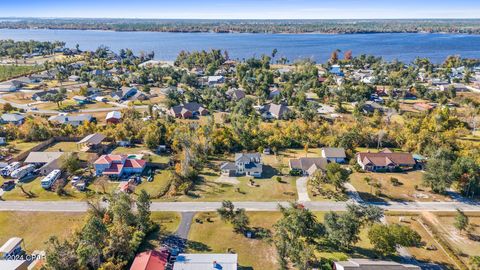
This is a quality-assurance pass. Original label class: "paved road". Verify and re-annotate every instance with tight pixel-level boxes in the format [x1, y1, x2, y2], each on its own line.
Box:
[0, 200, 479, 212]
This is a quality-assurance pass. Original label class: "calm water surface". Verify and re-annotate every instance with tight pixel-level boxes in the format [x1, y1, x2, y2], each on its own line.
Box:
[1, 28, 480, 63]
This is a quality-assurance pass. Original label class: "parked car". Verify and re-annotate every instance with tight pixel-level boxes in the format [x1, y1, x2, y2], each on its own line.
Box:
[0, 180, 15, 190]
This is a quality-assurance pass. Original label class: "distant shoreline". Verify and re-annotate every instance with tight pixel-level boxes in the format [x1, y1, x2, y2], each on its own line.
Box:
[0, 27, 476, 36]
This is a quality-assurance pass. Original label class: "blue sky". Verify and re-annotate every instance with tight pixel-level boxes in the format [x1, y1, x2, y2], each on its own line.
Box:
[2, 0, 480, 19]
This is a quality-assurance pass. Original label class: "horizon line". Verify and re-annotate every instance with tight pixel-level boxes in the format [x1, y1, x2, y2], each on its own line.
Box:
[2, 16, 480, 21]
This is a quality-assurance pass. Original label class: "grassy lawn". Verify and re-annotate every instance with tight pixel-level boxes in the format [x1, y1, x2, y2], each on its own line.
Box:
[0, 65, 43, 82]
[136, 170, 172, 199]
[189, 212, 379, 270]
[433, 213, 480, 266]
[151, 212, 181, 234]
[159, 167, 297, 202]
[9, 140, 40, 153]
[386, 214, 457, 269]
[350, 171, 450, 202]
[111, 145, 170, 163]
[2, 93, 34, 104]
[44, 141, 80, 152]
[0, 212, 85, 252]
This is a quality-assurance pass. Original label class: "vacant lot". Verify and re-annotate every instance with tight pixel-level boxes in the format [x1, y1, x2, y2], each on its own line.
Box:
[350, 171, 450, 202]
[0, 65, 43, 81]
[0, 212, 85, 252]
[434, 213, 480, 266]
[189, 211, 379, 270]
[386, 214, 457, 269]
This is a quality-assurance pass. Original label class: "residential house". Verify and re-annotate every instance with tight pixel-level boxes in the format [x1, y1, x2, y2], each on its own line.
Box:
[72, 95, 91, 105]
[106, 111, 122, 124]
[1, 113, 25, 125]
[111, 87, 137, 101]
[356, 149, 416, 172]
[440, 83, 468, 92]
[329, 65, 344, 76]
[289, 157, 328, 176]
[321, 147, 346, 163]
[220, 153, 263, 178]
[360, 101, 384, 114]
[68, 75, 80, 82]
[0, 80, 22, 92]
[32, 89, 59, 101]
[207, 75, 225, 86]
[261, 103, 289, 119]
[173, 253, 238, 270]
[24, 152, 65, 175]
[130, 249, 169, 270]
[268, 87, 281, 99]
[169, 102, 208, 119]
[333, 258, 420, 270]
[0, 237, 24, 259]
[48, 114, 94, 127]
[226, 89, 246, 101]
[94, 154, 146, 178]
[317, 104, 335, 115]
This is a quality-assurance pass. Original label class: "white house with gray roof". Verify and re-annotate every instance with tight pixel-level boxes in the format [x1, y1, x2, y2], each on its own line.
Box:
[333, 259, 420, 270]
[220, 153, 263, 178]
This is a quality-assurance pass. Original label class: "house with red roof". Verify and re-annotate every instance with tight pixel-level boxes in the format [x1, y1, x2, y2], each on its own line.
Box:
[130, 249, 169, 270]
[94, 154, 146, 178]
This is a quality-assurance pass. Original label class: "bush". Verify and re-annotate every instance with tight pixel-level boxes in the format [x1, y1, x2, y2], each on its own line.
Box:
[289, 169, 302, 176]
[390, 177, 402, 186]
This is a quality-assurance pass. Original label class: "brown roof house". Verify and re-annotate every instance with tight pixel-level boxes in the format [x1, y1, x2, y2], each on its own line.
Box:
[289, 157, 328, 176]
[356, 148, 416, 172]
[261, 103, 290, 120]
[168, 102, 208, 119]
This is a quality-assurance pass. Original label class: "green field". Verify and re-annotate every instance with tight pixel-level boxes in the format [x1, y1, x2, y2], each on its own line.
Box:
[0, 65, 43, 82]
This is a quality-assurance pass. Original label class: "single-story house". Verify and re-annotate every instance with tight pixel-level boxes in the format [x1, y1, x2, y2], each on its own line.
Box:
[48, 114, 94, 126]
[68, 75, 80, 82]
[32, 89, 59, 101]
[130, 249, 169, 270]
[106, 111, 122, 124]
[0, 237, 24, 259]
[207, 75, 225, 86]
[356, 149, 416, 172]
[268, 88, 281, 99]
[72, 95, 91, 105]
[173, 253, 238, 270]
[226, 89, 246, 101]
[169, 102, 209, 119]
[321, 147, 346, 163]
[360, 101, 384, 114]
[0, 81, 22, 92]
[261, 103, 289, 120]
[333, 258, 420, 270]
[317, 104, 335, 115]
[1, 113, 25, 125]
[24, 151, 65, 175]
[289, 157, 328, 176]
[220, 153, 263, 178]
[111, 87, 137, 101]
[94, 154, 146, 178]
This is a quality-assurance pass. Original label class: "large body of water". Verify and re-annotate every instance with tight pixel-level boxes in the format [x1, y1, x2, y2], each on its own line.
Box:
[1, 28, 480, 63]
